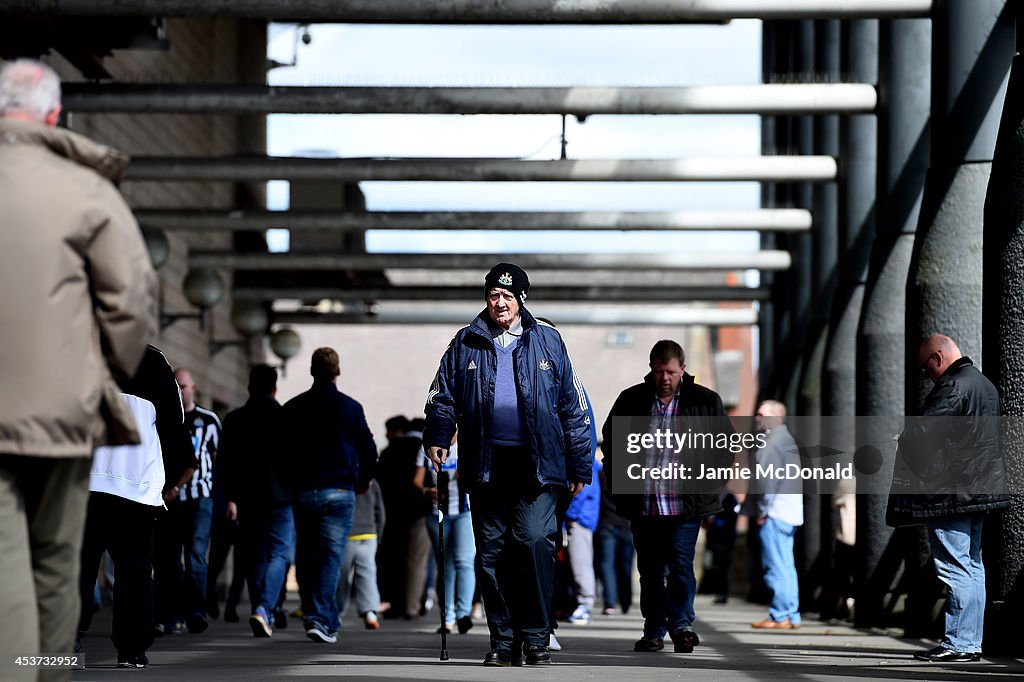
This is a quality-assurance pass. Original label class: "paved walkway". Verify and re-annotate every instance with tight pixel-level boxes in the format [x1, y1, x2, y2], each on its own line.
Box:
[73, 596, 1024, 681]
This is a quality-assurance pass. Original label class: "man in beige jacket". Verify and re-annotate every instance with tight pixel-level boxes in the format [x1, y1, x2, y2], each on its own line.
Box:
[0, 59, 156, 680]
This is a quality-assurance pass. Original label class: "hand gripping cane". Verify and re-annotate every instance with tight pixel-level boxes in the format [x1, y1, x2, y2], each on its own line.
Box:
[437, 470, 450, 661]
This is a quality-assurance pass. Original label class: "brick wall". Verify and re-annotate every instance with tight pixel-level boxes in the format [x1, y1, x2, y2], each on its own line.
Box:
[46, 17, 267, 413]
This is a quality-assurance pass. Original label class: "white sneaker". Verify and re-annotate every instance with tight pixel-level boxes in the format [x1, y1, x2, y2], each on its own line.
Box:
[549, 633, 562, 651]
[364, 611, 380, 630]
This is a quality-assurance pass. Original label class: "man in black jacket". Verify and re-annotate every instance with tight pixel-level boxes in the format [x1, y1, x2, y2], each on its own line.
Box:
[218, 364, 292, 639]
[284, 347, 376, 644]
[601, 340, 731, 655]
[892, 335, 1008, 663]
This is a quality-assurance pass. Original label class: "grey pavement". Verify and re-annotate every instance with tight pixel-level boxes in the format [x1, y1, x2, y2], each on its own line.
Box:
[72, 596, 1024, 681]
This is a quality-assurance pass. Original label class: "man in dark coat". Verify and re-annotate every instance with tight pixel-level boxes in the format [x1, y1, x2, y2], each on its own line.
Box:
[423, 263, 593, 667]
[602, 340, 732, 655]
[218, 364, 292, 638]
[890, 334, 1009, 663]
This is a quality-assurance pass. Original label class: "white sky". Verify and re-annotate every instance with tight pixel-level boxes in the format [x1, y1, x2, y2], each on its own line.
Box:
[264, 21, 764, 260]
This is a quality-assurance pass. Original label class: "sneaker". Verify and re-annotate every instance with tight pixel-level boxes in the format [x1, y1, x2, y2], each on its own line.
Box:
[117, 653, 149, 668]
[568, 604, 591, 624]
[548, 633, 562, 651]
[363, 611, 380, 630]
[249, 606, 273, 638]
[186, 612, 209, 634]
[305, 623, 338, 644]
[153, 623, 165, 637]
[167, 619, 186, 635]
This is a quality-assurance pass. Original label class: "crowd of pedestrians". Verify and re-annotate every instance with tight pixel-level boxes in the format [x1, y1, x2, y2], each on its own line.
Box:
[1, 58, 1010, 679]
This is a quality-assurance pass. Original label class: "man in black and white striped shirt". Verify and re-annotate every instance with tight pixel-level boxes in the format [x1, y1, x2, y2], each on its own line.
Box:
[154, 368, 221, 636]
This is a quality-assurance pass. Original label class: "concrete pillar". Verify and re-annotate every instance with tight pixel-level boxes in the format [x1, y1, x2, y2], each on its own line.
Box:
[854, 17, 931, 628]
[980, 1, 1024, 655]
[760, 20, 782, 400]
[782, 20, 816, 413]
[906, 0, 1012, 407]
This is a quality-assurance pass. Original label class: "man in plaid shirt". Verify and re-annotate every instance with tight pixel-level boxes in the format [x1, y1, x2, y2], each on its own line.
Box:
[602, 340, 732, 655]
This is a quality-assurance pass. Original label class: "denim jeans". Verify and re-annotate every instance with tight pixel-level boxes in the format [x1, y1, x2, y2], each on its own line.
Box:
[426, 510, 476, 623]
[632, 516, 700, 639]
[597, 525, 634, 611]
[159, 495, 213, 620]
[928, 514, 986, 653]
[247, 504, 295, 614]
[759, 517, 800, 625]
[294, 488, 356, 635]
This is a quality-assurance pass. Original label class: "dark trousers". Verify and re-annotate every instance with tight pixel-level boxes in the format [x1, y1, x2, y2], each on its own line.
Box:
[597, 525, 635, 611]
[471, 482, 558, 650]
[206, 512, 243, 611]
[78, 492, 157, 657]
[633, 515, 700, 639]
[154, 496, 212, 623]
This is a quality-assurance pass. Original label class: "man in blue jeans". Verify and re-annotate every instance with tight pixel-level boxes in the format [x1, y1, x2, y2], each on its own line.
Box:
[284, 347, 377, 644]
[602, 340, 732, 654]
[748, 400, 803, 630]
[218, 364, 294, 638]
[889, 335, 1009, 662]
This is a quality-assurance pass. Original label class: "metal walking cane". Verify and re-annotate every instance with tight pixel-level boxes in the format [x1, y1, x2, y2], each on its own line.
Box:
[437, 469, 450, 661]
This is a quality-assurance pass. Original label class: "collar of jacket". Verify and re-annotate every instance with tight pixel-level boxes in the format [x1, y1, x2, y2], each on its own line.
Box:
[941, 356, 974, 379]
[468, 306, 537, 341]
[0, 118, 129, 182]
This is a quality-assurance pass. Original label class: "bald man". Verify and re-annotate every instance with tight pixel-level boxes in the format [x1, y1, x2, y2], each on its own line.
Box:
[749, 400, 803, 630]
[894, 335, 1008, 663]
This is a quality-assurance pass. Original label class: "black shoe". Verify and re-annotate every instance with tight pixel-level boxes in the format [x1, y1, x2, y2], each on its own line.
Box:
[274, 608, 288, 629]
[224, 605, 239, 623]
[913, 646, 979, 663]
[483, 650, 513, 667]
[457, 615, 474, 634]
[670, 627, 700, 653]
[713, 595, 728, 604]
[634, 636, 664, 652]
[117, 653, 149, 668]
[523, 644, 551, 665]
[207, 599, 220, 620]
[186, 613, 208, 634]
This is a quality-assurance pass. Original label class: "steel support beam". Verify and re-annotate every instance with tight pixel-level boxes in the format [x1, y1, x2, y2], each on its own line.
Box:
[125, 156, 839, 183]
[189, 251, 792, 271]
[271, 307, 758, 326]
[233, 285, 771, 302]
[62, 83, 877, 115]
[0, 1, 933, 22]
[137, 209, 813, 232]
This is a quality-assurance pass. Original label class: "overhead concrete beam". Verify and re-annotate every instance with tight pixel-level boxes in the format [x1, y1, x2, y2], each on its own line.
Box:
[189, 251, 792, 271]
[233, 285, 771, 302]
[137, 209, 813, 232]
[63, 83, 877, 115]
[125, 156, 839, 183]
[271, 306, 759, 326]
[0, 1, 933, 22]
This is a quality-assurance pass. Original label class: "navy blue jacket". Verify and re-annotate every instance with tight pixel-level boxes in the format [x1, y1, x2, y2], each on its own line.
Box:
[423, 308, 593, 488]
[283, 381, 377, 493]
